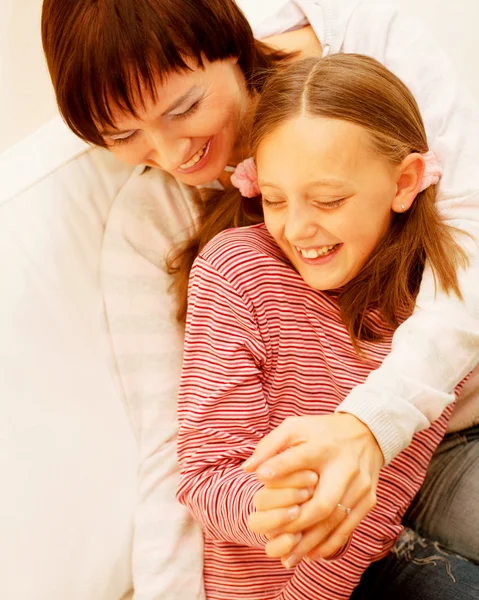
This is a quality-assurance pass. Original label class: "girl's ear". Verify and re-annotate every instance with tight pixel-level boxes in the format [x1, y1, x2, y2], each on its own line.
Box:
[392, 153, 425, 213]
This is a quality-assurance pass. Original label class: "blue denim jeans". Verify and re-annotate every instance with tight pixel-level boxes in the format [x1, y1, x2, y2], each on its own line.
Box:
[351, 528, 479, 600]
[405, 424, 479, 563]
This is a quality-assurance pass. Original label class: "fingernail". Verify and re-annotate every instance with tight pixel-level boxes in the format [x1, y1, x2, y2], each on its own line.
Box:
[298, 488, 312, 501]
[288, 505, 300, 520]
[242, 457, 254, 470]
[257, 466, 275, 479]
[283, 555, 299, 569]
[291, 533, 303, 545]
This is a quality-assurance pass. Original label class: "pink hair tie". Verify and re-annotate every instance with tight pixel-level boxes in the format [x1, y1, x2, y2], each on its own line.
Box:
[230, 157, 261, 198]
[230, 152, 442, 198]
[420, 150, 443, 192]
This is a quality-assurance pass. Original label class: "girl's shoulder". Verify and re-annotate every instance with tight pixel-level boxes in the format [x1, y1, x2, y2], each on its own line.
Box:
[200, 223, 287, 269]
[197, 223, 300, 291]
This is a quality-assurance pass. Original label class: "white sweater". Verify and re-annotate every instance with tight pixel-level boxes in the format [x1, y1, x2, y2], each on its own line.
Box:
[101, 1, 479, 598]
[241, 0, 479, 461]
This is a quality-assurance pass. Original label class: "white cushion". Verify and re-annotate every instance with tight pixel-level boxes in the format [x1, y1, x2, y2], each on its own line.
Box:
[0, 118, 138, 600]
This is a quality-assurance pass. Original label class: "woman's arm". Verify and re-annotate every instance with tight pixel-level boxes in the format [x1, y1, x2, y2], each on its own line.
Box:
[334, 0, 479, 463]
[241, 0, 479, 561]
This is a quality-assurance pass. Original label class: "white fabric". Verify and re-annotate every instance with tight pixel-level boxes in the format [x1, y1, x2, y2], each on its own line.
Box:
[0, 119, 138, 600]
[101, 2, 479, 595]
[253, 0, 479, 458]
[101, 169, 205, 600]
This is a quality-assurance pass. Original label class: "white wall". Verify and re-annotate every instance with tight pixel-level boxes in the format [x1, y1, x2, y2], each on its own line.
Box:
[1, 0, 479, 154]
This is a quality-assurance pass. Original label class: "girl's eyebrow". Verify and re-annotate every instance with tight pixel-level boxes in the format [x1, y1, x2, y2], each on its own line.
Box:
[307, 178, 347, 188]
[258, 178, 347, 189]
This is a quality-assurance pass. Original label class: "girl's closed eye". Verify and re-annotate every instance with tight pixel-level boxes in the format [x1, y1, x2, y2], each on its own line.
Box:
[315, 197, 347, 209]
[262, 197, 286, 208]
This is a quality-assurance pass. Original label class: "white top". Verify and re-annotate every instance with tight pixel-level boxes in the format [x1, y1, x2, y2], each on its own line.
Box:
[243, 0, 479, 461]
[101, 1, 479, 598]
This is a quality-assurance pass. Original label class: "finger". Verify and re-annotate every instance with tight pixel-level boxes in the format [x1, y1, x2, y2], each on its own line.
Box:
[279, 507, 347, 565]
[243, 419, 302, 473]
[254, 487, 314, 511]
[276, 461, 376, 542]
[248, 504, 301, 535]
[264, 533, 303, 559]
[308, 491, 376, 560]
[255, 444, 317, 482]
[264, 470, 318, 490]
[292, 459, 358, 528]
[261, 460, 359, 537]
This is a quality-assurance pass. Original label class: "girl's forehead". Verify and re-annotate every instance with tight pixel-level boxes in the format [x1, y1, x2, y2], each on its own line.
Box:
[259, 117, 373, 169]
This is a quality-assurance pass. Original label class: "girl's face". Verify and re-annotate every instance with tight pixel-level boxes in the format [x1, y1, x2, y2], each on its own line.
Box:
[257, 115, 400, 291]
[101, 57, 251, 186]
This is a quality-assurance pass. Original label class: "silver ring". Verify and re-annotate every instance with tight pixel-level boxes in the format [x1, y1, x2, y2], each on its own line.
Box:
[337, 503, 351, 515]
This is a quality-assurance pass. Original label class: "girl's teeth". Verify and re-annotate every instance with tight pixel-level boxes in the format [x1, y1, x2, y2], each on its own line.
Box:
[180, 143, 207, 169]
[296, 245, 337, 259]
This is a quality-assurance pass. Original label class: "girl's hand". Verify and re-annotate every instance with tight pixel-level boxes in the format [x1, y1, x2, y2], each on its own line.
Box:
[248, 470, 318, 560]
[244, 413, 383, 560]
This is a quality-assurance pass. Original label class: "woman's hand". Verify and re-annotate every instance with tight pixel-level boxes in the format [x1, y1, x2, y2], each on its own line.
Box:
[244, 413, 384, 561]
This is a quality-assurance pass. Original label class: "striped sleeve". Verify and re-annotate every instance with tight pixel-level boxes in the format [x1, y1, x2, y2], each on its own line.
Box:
[177, 256, 270, 549]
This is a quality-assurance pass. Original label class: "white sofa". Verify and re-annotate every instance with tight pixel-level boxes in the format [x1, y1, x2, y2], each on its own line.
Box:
[1, 1, 478, 599]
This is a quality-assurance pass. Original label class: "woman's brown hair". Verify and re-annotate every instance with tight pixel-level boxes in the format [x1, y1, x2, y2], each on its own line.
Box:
[41, 0, 291, 147]
[171, 54, 467, 347]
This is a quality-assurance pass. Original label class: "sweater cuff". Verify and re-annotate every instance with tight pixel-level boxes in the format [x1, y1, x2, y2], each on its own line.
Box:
[335, 387, 431, 465]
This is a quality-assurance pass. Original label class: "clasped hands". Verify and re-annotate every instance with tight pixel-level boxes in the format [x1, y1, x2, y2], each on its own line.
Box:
[243, 414, 384, 568]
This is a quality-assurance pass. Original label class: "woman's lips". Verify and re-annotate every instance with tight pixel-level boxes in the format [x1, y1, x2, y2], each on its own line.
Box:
[177, 139, 212, 174]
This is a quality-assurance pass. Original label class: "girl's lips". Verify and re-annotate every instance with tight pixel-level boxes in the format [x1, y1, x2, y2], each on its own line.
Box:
[295, 243, 343, 266]
[177, 139, 212, 175]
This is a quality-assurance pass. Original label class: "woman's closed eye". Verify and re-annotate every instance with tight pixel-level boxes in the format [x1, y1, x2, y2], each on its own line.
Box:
[107, 130, 139, 146]
[170, 99, 202, 120]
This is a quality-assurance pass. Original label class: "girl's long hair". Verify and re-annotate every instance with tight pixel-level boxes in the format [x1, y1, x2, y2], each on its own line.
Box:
[171, 54, 468, 347]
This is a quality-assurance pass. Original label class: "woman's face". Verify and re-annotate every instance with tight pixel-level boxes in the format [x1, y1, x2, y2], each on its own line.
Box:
[101, 57, 251, 186]
[257, 115, 399, 291]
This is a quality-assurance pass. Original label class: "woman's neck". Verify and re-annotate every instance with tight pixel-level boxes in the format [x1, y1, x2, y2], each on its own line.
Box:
[225, 26, 322, 174]
[263, 25, 323, 60]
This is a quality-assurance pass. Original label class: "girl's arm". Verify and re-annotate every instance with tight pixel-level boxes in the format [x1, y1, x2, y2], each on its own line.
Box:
[177, 256, 271, 548]
[177, 255, 395, 600]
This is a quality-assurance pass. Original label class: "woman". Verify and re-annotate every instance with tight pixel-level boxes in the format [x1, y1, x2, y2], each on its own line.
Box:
[41, 0, 479, 596]
[177, 53, 477, 599]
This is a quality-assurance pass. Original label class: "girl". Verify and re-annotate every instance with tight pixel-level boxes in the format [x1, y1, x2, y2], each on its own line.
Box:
[176, 54, 476, 599]
[41, 0, 479, 596]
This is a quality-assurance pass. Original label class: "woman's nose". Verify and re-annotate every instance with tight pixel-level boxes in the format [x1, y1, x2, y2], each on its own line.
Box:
[144, 131, 191, 172]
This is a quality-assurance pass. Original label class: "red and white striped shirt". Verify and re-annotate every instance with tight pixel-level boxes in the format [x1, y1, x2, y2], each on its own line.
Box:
[177, 224, 454, 600]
